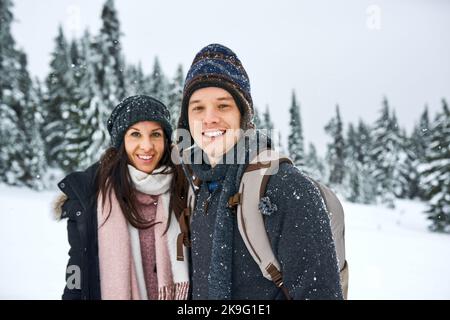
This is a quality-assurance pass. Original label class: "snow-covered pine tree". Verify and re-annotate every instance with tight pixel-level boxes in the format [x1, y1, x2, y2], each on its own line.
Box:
[287, 91, 304, 167]
[356, 119, 377, 204]
[75, 30, 109, 169]
[304, 142, 325, 181]
[419, 99, 450, 233]
[370, 97, 400, 208]
[262, 105, 274, 133]
[344, 123, 362, 202]
[124, 62, 146, 97]
[70, 39, 83, 87]
[0, 0, 17, 106]
[57, 34, 97, 172]
[42, 26, 78, 170]
[32, 77, 47, 169]
[409, 106, 431, 199]
[347, 169, 360, 203]
[54, 37, 95, 173]
[252, 106, 278, 152]
[395, 127, 417, 199]
[324, 104, 345, 186]
[33, 77, 46, 139]
[414, 106, 431, 161]
[253, 107, 262, 129]
[256, 104, 274, 146]
[93, 0, 125, 104]
[390, 110, 406, 198]
[395, 108, 430, 201]
[167, 64, 184, 129]
[16, 52, 47, 189]
[84, 0, 125, 157]
[0, 106, 25, 186]
[148, 56, 168, 104]
[262, 105, 277, 151]
[0, 0, 36, 186]
[276, 131, 285, 154]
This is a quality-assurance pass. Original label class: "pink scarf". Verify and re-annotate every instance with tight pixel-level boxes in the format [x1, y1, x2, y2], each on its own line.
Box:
[97, 167, 189, 300]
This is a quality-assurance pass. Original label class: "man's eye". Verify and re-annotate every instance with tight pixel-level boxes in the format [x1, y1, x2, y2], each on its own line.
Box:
[131, 132, 140, 137]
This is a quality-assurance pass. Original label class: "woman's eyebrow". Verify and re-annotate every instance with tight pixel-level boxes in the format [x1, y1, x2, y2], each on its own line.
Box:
[189, 99, 201, 105]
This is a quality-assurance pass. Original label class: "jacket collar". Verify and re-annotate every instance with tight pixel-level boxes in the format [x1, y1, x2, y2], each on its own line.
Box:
[58, 162, 99, 209]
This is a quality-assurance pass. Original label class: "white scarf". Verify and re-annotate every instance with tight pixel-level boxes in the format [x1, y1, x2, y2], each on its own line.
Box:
[127, 165, 189, 298]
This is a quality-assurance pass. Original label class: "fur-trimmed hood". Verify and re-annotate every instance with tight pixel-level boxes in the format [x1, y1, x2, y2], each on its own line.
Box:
[53, 193, 68, 220]
[53, 162, 99, 221]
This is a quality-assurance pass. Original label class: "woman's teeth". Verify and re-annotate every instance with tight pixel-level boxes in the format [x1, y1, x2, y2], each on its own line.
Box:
[137, 155, 153, 160]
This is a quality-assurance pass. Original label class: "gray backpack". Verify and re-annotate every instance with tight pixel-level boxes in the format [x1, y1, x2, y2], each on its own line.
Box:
[177, 149, 348, 299]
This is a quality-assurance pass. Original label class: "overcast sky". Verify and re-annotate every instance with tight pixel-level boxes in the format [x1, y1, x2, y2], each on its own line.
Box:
[11, 0, 450, 155]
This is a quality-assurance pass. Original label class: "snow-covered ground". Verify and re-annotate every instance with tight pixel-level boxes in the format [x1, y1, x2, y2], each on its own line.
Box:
[344, 199, 450, 299]
[1, 184, 449, 299]
[0, 185, 68, 299]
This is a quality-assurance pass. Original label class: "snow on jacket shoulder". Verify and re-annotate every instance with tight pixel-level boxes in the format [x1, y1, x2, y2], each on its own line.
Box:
[263, 162, 343, 300]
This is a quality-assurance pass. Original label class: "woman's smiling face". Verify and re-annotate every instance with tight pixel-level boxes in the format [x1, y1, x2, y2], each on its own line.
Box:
[124, 121, 165, 173]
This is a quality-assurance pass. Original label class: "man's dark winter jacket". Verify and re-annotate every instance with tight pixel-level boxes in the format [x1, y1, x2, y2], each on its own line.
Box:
[190, 162, 344, 300]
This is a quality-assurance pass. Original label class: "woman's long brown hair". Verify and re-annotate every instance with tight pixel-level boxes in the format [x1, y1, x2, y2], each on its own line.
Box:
[95, 133, 189, 232]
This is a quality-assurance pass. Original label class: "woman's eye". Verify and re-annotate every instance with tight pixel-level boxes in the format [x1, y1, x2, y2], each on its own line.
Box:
[219, 104, 229, 110]
[152, 131, 162, 138]
[192, 106, 203, 112]
[131, 131, 140, 137]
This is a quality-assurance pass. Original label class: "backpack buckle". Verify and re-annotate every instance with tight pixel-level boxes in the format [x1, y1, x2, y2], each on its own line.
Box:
[266, 263, 283, 287]
[227, 193, 241, 209]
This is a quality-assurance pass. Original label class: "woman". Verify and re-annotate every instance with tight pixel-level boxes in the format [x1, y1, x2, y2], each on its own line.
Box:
[55, 95, 189, 300]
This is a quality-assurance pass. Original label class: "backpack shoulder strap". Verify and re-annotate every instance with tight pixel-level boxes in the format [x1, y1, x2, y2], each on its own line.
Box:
[307, 178, 346, 270]
[306, 177, 348, 299]
[234, 149, 348, 299]
[234, 149, 293, 299]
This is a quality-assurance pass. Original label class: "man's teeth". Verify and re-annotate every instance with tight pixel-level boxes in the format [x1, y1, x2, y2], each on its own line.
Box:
[204, 130, 225, 138]
[138, 155, 153, 160]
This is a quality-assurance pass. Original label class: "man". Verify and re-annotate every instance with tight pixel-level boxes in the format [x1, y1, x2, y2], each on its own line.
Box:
[176, 43, 343, 300]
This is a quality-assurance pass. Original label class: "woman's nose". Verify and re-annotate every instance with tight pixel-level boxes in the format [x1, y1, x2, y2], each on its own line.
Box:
[139, 136, 154, 151]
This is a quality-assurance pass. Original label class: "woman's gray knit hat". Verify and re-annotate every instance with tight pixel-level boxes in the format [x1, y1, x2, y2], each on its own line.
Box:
[107, 95, 172, 148]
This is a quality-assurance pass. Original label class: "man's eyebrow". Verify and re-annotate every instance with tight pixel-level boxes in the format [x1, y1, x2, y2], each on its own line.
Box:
[189, 96, 233, 105]
[217, 96, 233, 101]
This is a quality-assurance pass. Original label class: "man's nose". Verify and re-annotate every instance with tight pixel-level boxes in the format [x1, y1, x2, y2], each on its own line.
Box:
[203, 107, 220, 125]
